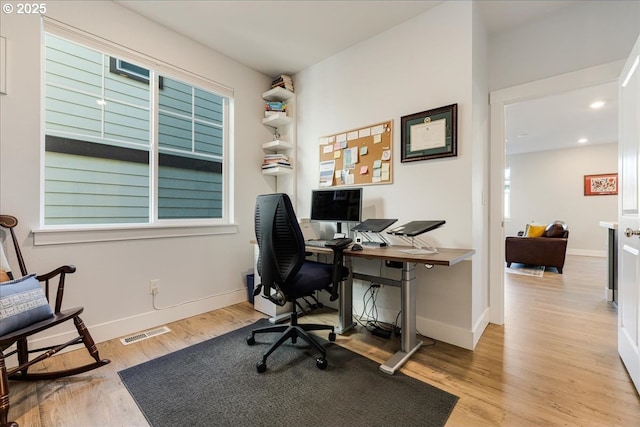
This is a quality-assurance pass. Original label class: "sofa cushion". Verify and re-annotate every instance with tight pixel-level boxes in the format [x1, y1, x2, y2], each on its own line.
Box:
[544, 221, 567, 238]
[0, 273, 54, 335]
[524, 223, 547, 237]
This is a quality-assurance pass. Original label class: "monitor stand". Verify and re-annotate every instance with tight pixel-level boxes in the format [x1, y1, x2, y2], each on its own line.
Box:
[396, 235, 438, 254]
[358, 231, 391, 248]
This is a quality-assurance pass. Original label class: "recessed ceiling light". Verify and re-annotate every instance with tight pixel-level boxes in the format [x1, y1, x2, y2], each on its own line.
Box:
[590, 101, 605, 109]
[578, 138, 588, 143]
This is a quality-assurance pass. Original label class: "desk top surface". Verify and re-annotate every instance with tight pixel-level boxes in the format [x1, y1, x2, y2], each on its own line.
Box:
[307, 245, 474, 266]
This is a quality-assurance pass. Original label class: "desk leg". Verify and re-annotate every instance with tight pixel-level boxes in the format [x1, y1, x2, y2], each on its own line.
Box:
[336, 255, 356, 334]
[380, 262, 423, 375]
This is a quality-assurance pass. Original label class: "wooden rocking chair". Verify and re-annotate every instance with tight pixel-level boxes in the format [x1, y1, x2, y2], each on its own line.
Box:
[0, 215, 110, 427]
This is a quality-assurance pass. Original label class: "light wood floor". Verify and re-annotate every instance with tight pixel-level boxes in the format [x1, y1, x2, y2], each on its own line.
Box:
[6, 255, 640, 426]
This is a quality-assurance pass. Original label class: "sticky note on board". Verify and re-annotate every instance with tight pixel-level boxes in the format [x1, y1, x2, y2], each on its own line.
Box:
[333, 150, 341, 159]
[381, 171, 390, 181]
[381, 150, 391, 161]
[381, 163, 390, 172]
[360, 146, 368, 155]
[371, 125, 384, 135]
[323, 145, 334, 154]
[360, 165, 368, 174]
[373, 159, 382, 168]
[373, 134, 382, 144]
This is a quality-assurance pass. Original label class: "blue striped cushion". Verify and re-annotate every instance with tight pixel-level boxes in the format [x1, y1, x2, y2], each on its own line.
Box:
[0, 273, 54, 335]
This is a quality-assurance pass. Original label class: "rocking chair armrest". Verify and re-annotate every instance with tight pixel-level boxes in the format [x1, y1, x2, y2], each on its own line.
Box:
[36, 265, 76, 313]
[36, 265, 77, 281]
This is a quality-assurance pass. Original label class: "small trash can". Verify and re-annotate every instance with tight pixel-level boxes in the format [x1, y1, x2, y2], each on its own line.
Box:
[246, 274, 255, 304]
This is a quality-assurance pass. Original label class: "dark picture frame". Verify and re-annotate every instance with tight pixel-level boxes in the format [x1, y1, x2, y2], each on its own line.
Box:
[401, 103, 457, 163]
[584, 173, 618, 196]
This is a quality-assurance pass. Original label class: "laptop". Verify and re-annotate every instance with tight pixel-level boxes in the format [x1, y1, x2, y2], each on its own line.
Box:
[387, 220, 445, 237]
[351, 218, 398, 233]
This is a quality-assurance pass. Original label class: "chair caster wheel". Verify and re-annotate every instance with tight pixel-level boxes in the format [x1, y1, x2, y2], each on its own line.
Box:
[257, 361, 267, 373]
[316, 357, 328, 370]
[247, 336, 255, 345]
[328, 332, 336, 342]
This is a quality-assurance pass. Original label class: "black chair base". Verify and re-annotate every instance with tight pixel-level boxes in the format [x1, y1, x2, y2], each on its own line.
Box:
[247, 309, 336, 373]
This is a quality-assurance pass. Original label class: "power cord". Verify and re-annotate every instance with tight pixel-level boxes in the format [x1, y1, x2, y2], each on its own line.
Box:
[352, 283, 399, 338]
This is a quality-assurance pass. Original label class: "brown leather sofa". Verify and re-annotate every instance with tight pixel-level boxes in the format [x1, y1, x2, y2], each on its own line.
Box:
[505, 221, 569, 273]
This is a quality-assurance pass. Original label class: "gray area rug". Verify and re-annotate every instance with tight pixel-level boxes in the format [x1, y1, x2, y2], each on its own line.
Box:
[119, 319, 458, 427]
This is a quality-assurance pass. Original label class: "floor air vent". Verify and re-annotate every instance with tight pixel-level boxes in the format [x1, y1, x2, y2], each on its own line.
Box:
[120, 326, 171, 345]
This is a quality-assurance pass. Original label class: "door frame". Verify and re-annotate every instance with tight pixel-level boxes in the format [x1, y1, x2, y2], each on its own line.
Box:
[488, 61, 625, 324]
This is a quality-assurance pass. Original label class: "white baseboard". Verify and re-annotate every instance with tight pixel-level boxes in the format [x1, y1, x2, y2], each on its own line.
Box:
[567, 249, 606, 257]
[23, 289, 248, 352]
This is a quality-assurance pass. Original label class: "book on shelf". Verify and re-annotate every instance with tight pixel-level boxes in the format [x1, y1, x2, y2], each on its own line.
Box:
[264, 153, 289, 159]
[262, 152, 291, 169]
[262, 162, 292, 170]
[264, 111, 287, 118]
[263, 158, 289, 164]
[271, 74, 294, 92]
[265, 101, 286, 111]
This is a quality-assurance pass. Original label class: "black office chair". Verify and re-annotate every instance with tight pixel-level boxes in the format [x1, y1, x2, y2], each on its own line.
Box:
[247, 193, 351, 373]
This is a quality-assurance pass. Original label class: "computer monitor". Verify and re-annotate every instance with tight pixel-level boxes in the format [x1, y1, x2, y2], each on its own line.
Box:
[310, 187, 362, 233]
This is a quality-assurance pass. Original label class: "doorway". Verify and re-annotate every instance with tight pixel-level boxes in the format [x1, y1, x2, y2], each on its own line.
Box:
[488, 61, 625, 324]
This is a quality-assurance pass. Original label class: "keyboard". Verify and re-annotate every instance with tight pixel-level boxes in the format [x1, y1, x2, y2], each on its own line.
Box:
[306, 239, 329, 247]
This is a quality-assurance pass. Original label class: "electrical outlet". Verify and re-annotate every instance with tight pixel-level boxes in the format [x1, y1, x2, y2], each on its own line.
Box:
[150, 279, 160, 295]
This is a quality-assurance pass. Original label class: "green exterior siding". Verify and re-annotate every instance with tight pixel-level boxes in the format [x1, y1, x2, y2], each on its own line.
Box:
[43, 33, 227, 225]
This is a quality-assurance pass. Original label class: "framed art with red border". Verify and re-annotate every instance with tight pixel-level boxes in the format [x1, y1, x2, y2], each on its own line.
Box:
[584, 173, 618, 196]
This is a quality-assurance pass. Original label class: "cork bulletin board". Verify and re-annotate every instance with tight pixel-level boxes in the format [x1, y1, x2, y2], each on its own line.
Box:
[318, 120, 393, 187]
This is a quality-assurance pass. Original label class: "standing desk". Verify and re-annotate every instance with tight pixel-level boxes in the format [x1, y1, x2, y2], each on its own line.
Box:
[306, 245, 475, 374]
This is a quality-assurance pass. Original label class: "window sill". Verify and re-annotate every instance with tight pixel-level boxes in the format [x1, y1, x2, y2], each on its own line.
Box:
[32, 223, 239, 246]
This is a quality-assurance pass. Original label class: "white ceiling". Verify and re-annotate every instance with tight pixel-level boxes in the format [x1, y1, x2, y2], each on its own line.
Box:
[117, 0, 616, 155]
[117, 0, 577, 76]
[506, 82, 618, 155]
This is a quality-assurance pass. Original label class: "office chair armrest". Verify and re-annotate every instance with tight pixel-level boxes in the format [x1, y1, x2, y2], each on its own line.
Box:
[325, 237, 353, 249]
[325, 238, 352, 301]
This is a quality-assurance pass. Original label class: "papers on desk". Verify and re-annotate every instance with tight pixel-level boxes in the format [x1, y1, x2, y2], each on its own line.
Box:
[399, 248, 438, 255]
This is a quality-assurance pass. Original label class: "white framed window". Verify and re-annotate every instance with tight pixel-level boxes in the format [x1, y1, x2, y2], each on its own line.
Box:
[42, 28, 233, 228]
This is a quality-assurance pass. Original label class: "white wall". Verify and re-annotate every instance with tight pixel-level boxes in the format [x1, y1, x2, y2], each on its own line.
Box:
[505, 143, 618, 256]
[489, 0, 640, 91]
[0, 1, 277, 346]
[295, 1, 488, 349]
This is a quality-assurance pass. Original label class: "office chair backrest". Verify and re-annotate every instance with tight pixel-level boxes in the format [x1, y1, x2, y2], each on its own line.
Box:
[255, 193, 305, 294]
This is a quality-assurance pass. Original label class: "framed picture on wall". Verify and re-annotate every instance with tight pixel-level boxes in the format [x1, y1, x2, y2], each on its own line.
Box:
[584, 173, 618, 196]
[400, 104, 457, 163]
